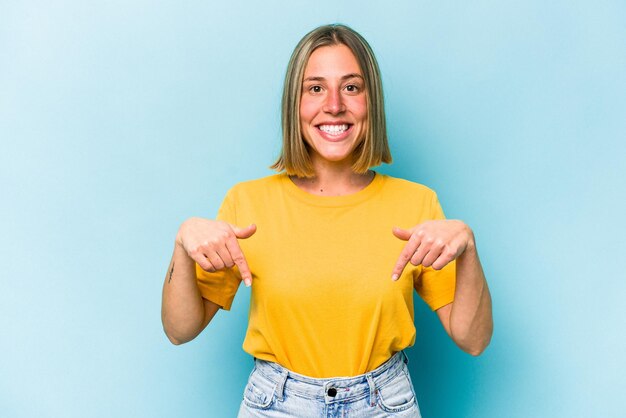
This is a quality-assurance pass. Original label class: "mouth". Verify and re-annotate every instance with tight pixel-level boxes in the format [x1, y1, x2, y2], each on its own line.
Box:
[316, 123, 352, 139]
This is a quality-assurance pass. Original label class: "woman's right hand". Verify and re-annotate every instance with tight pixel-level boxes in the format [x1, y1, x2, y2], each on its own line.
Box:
[175, 217, 257, 286]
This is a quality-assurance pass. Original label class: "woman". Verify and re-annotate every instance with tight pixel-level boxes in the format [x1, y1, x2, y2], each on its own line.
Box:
[162, 24, 493, 417]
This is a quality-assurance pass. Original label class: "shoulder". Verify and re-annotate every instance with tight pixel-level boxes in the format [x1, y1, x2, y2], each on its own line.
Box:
[224, 173, 284, 200]
[379, 174, 446, 220]
[380, 174, 438, 198]
[217, 174, 283, 219]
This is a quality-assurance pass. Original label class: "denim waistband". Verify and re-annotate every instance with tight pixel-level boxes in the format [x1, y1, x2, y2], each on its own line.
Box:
[252, 351, 409, 405]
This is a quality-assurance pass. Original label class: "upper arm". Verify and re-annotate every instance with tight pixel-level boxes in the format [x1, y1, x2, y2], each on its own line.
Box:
[200, 298, 221, 331]
[435, 302, 453, 337]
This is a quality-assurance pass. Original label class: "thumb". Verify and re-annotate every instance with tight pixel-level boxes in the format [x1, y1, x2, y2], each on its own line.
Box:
[231, 223, 257, 239]
[392, 226, 412, 241]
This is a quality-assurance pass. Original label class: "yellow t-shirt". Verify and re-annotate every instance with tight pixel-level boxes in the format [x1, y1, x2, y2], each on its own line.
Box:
[196, 173, 455, 378]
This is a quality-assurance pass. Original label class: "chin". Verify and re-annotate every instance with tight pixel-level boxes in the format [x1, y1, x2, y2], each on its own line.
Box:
[315, 148, 356, 163]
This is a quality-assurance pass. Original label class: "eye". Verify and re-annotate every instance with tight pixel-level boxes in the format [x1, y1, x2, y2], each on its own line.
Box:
[345, 84, 360, 93]
[309, 85, 322, 93]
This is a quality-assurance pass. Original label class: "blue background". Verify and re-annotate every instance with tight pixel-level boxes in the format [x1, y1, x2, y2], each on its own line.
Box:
[1, 1, 625, 417]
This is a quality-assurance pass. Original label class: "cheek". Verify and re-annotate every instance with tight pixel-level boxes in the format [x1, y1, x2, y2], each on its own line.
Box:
[299, 99, 317, 124]
[349, 96, 368, 121]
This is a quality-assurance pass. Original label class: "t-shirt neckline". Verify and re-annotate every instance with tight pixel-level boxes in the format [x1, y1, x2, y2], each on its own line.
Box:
[279, 171, 385, 207]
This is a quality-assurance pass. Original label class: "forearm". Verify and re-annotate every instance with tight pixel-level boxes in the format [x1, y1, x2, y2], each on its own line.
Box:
[449, 241, 493, 355]
[161, 242, 207, 345]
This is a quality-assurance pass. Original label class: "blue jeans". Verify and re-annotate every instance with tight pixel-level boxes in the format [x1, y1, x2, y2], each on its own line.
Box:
[237, 351, 422, 417]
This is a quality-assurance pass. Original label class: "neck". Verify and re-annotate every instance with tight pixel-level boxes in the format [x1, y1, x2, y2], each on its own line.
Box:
[291, 160, 374, 196]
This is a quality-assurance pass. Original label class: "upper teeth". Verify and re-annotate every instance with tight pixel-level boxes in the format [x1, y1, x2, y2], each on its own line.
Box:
[319, 124, 349, 135]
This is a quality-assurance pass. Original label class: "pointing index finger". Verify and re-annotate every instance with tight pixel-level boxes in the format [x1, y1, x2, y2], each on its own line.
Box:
[391, 232, 422, 281]
[225, 235, 252, 287]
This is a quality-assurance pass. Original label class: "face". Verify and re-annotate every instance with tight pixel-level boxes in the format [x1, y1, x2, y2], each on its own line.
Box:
[299, 44, 368, 168]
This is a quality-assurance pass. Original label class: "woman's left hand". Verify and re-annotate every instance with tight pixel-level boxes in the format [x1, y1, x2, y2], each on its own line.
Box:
[391, 220, 474, 280]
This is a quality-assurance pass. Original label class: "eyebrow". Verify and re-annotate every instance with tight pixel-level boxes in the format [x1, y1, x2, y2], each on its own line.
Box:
[303, 73, 364, 82]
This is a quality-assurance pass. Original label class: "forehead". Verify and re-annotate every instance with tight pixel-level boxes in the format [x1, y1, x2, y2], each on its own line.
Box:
[303, 44, 362, 77]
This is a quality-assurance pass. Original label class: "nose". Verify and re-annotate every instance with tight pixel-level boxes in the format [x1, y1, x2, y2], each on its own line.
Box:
[322, 89, 345, 115]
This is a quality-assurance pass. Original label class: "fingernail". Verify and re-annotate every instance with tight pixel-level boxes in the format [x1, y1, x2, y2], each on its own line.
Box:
[391, 274, 399, 281]
[244, 279, 251, 287]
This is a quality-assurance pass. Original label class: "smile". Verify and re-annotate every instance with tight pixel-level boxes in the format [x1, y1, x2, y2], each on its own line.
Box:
[317, 124, 351, 136]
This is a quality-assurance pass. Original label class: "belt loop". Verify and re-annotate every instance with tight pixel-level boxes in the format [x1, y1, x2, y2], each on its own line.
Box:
[366, 373, 376, 407]
[401, 350, 409, 365]
[275, 368, 288, 401]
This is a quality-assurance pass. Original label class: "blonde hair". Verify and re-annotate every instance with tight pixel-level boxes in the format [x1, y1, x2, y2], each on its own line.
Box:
[271, 24, 391, 177]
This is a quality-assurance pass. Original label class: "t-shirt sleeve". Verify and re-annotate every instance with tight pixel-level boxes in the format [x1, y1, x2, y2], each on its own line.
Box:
[195, 188, 242, 311]
[413, 191, 457, 311]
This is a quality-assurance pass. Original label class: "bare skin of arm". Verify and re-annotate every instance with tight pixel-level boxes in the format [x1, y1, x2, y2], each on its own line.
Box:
[161, 218, 256, 345]
[392, 220, 493, 355]
[434, 241, 492, 356]
[161, 243, 220, 345]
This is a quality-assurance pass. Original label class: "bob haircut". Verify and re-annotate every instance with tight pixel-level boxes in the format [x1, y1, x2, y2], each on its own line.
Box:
[271, 24, 392, 177]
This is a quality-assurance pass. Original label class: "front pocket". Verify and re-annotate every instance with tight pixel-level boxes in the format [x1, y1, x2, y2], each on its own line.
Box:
[242, 374, 277, 410]
[377, 370, 418, 414]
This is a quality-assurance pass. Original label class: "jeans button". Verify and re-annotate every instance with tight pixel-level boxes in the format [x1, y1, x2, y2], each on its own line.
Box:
[327, 388, 337, 397]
